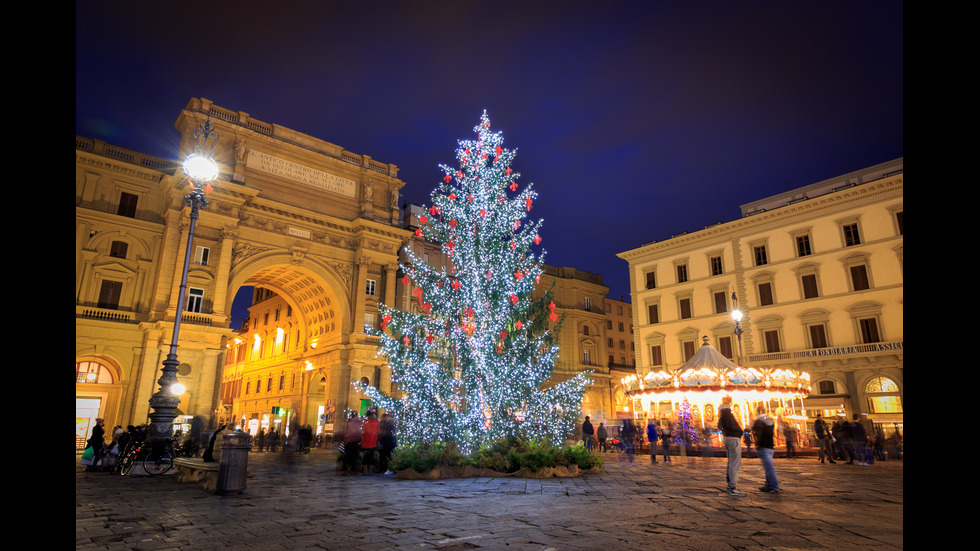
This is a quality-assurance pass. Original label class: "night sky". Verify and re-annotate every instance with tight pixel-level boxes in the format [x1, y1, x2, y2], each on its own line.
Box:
[76, 1, 903, 311]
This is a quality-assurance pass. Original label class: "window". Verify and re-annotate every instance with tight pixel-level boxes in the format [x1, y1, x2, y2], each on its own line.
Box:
[676, 264, 688, 283]
[117, 192, 138, 218]
[194, 246, 210, 266]
[865, 377, 902, 414]
[267, 377, 273, 392]
[713, 291, 727, 314]
[648, 304, 659, 324]
[817, 380, 836, 394]
[758, 282, 774, 306]
[843, 223, 861, 246]
[186, 288, 204, 313]
[859, 318, 881, 343]
[618, 322, 624, 331]
[76, 361, 114, 384]
[279, 375, 286, 391]
[650, 345, 663, 367]
[366, 279, 377, 296]
[763, 330, 781, 353]
[895, 211, 903, 235]
[753, 245, 768, 266]
[583, 349, 592, 365]
[850, 265, 871, 291]
[364, 313, 376, 332]
[619, 340, 625, 350]
[682, 340, 696, 361]
[718, 336, 733, 359]
[796, 234, 812, 257]
[109, 241, 128, 259]
[710, 256, 723, 275]
[808, 324, 829, 348]
[97, 280, 122, 309]
[584, 297, 591, 311]
[801, 274, 819, 299]
[245, 381, 251, 395]
[608, 338, 614, 347]
[646, 271, 657, 290]
[617, 305, 623, 315]
[679, 298, 692, 319]
[583, 325, 590, 336]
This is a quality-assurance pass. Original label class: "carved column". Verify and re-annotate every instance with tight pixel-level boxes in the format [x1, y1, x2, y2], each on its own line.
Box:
[212, 227, 237, 319]
[352, 255, 369, 336]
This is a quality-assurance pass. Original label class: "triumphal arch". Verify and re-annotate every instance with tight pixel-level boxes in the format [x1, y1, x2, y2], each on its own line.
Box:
[76, 98, 409, 441]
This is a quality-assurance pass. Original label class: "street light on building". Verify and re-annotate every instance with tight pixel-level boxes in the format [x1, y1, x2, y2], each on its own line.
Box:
[731, 291, 744, 367]
[146, 120, 219, 449]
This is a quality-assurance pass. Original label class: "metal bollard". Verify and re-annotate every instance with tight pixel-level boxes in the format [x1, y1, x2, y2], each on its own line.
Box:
[215, 429, 252, 495]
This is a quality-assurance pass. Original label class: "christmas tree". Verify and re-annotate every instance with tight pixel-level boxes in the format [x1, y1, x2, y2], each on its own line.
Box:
[359, 112, 590, 453]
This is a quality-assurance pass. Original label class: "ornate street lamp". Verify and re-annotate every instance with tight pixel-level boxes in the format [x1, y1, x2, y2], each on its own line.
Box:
[731, 291, 744, 367]
[146, 120, 219, 450]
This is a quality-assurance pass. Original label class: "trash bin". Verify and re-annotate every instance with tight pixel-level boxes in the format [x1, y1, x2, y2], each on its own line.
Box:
[215, 428, 252, 495]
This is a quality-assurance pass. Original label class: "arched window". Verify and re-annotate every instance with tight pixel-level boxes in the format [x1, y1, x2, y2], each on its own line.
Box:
[865, 376, 902, 413]
[76, 361, 114, 384]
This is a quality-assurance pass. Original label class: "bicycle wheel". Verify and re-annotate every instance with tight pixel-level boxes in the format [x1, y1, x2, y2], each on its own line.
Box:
[143, 448, 174, 475]
[120, 448, 139, 475]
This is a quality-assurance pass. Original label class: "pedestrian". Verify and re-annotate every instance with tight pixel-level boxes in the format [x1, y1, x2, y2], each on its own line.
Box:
[851, 414, 868, 465]
[839, 418, 855, 464]
[597, 422, 608, 453]
[873, 429, 887, 462]
[743, 429, 753, 457]
[267, 429, 280, 453]
[360, 411, 380, 475]
[379, 413, 398, 474]
[343, 412, 362, 475]
[751, 406, 780, 494]
[814, 414, 836, 464]
[784, 422, 798, 459]
[718, 396, 745, 496]
[256, 428, 266, 452]
[660, 421, 673, 462]
[582, 416, 595, 451]
[646, 420, 659, 464]
[84, 418, 107, 471]
[620, 418, 636, 466]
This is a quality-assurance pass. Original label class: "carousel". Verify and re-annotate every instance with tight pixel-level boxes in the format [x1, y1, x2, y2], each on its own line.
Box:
[622, 336, 811, 445]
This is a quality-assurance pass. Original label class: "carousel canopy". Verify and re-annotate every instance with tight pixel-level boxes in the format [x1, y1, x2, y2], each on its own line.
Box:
[623, 337, 810, 400]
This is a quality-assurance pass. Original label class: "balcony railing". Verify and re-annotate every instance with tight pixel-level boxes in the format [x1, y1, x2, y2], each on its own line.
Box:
[747, 341, 903, 364]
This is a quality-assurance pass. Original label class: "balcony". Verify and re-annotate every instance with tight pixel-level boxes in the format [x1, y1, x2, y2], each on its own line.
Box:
[747, 340, 903, 364]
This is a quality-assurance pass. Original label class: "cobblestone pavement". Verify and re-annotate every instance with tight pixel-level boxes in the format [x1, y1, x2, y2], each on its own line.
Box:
[76, 450, 902, 550]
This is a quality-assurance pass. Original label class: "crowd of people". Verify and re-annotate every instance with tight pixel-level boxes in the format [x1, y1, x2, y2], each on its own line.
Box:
[581, 404, 902, 497]
[340, 409, 397, 476]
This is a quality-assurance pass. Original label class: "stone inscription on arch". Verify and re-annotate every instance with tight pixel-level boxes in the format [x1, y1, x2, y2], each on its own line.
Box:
[247, 150, 356, 198]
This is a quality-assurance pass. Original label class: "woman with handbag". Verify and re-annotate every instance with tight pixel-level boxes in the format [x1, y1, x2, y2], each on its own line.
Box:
[84, 418, 106, 471]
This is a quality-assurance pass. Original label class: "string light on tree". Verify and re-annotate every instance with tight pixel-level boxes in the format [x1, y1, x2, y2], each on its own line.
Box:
[358, 112, 590, 453]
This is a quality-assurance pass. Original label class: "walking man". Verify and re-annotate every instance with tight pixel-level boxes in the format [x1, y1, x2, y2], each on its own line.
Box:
[646, 420, 659, 464]
[718, 396, 745, 496]
[751, 406, 780, 494]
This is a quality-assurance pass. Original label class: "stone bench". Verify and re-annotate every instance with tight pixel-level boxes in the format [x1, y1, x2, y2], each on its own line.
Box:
[174, 457, 220, 491]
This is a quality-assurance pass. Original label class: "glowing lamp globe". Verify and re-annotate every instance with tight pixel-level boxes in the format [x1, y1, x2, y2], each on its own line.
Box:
[183, 153, 219, 183]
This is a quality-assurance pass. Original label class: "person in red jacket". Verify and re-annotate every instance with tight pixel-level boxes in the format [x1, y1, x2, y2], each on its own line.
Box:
[360, 411, 380, 475]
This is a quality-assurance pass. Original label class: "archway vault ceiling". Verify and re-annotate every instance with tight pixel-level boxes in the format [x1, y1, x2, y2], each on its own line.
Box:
[243, 264, 340, 341]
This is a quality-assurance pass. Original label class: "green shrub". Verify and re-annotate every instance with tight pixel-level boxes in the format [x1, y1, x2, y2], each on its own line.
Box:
[389, 438, 602, 474]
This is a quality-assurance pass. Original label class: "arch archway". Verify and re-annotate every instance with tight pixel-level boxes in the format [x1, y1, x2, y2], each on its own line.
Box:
[221, 253, 367, 440]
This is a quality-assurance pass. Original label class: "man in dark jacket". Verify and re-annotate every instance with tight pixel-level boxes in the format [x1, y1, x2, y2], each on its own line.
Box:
[814, 414, 836, 464]
[751, 406, 780, 493]
[718, 396, 745, 496]
[582, 416, 595, 451]
[851, 414, 869, 465]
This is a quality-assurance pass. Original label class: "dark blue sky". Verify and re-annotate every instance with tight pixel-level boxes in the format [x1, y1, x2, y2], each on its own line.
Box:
[76, 1, 903, 306]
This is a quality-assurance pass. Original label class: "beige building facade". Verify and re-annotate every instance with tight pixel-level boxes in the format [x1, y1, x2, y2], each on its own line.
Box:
[618, 159, 903, 439]
[76, 98, 409, 445]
